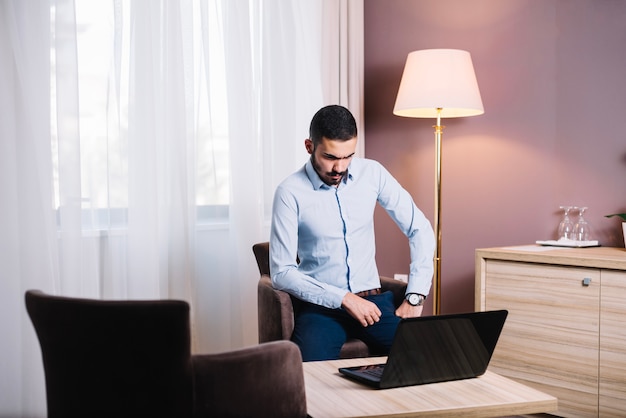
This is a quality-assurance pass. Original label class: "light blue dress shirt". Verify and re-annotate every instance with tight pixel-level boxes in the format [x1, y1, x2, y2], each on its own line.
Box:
[270, 157, 435, 309]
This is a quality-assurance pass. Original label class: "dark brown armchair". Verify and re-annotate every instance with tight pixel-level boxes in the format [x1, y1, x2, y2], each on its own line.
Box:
[25, 290, 307, 418]
[253, 241, 408, 359]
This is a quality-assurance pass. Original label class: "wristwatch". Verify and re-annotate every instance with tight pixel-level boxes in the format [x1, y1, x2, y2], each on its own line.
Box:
[406, 293, 426, 306]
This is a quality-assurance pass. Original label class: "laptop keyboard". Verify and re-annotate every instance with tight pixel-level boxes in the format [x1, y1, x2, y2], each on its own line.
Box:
[361, 365, 385, 378]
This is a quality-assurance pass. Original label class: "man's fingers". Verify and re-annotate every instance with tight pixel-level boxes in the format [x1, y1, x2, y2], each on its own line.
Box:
[364, 310, 381, 326]
[341, 293, 383, 327]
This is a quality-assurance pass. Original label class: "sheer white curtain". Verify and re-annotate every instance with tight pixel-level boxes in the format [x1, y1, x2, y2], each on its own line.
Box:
[0, 0, 362, 416]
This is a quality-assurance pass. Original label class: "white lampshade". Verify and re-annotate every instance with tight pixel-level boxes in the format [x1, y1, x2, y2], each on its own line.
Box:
[393, 49, 484, 119]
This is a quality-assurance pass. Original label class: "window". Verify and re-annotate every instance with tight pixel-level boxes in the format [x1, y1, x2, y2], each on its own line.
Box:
[50, 0, 232, 228]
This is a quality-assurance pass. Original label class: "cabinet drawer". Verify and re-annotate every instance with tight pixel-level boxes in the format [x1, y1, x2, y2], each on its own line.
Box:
[599, 269, 626, 416]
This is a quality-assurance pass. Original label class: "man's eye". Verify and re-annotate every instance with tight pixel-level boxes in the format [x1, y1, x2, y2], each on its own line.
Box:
[323, 154, 353, 161]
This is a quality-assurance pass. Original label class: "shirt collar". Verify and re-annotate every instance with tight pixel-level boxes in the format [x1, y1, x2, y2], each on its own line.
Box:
[304, 158, 356, 190]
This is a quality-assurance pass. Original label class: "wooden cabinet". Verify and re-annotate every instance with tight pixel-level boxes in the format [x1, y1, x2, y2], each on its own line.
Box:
[475, 246, 626, 418]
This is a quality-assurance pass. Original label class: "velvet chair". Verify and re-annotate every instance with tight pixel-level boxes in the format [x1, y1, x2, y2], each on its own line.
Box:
[253, 241, 408, 359]
[25, 290, 307, 418]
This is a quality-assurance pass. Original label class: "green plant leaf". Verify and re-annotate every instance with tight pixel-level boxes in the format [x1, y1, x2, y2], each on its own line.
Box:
[605, 213, 626, 221]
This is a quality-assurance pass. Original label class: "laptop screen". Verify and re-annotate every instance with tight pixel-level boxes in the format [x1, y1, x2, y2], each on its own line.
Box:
[384, 317, 490, 385]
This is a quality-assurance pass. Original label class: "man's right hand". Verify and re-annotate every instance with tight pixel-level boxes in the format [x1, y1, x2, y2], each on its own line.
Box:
[341, 293, 382, 327]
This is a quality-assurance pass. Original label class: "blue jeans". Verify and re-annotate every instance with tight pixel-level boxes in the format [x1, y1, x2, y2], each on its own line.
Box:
[291, 291, 401, 361]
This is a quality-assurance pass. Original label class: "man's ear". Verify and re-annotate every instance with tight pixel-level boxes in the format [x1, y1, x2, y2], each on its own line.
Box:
[304, 139, 314, 154]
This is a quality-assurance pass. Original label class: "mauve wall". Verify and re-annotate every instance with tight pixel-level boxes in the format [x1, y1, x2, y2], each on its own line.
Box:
[364, 0, 626, 314]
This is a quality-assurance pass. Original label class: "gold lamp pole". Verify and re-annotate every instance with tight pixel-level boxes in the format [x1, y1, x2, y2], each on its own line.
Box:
[393, 49, 484, 315]
[433, 108, 443, 315]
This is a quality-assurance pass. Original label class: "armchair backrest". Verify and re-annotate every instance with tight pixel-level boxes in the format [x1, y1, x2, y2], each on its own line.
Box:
[25, 290, 193, 418]
[252, 242, 271, 275]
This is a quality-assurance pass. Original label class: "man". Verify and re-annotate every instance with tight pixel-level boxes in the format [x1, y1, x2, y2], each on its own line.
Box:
[270, 105, 435, 361]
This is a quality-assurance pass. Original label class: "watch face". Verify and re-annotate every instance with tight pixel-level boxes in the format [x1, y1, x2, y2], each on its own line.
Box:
[408, 294, 420, 305]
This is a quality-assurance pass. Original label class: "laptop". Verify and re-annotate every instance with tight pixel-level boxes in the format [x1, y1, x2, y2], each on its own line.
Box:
[338, 310, 508, 389]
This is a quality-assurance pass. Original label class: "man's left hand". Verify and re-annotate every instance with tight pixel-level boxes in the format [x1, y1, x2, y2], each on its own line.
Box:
[395, 300, 424, 318]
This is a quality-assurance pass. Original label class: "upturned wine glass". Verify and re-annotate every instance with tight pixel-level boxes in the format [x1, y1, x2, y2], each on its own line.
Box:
[573, 206, 592, 241]
[557, 206, 574, 241]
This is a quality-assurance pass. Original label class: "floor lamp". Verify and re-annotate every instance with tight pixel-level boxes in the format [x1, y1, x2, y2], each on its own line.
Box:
[393, 49, 484, 315]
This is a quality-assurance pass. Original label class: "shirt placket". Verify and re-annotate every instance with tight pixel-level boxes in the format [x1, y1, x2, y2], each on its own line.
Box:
[334, 185, 353, 292]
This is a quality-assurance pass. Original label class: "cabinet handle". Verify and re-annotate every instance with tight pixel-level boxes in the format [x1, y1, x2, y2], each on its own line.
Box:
[582, 277, 592, 286]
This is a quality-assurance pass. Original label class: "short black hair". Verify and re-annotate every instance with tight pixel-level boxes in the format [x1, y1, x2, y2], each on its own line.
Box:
[309, 105, 357, 145]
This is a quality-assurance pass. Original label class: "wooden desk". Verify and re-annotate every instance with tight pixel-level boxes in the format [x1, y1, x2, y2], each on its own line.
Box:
[303, 356, 557, 418]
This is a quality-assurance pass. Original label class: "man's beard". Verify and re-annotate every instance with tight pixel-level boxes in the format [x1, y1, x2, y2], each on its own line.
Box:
[311, 154, 346, 186]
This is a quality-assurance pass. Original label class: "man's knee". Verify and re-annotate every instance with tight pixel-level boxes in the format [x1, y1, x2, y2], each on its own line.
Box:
[292, 326, 345, 361]
[291, 305, 347, 361]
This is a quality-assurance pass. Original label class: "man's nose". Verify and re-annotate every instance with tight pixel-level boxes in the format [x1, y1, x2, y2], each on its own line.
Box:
[334, 159, 349, 173]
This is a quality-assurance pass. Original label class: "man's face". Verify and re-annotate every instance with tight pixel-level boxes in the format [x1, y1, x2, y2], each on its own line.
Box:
[305, 136, 357, 186]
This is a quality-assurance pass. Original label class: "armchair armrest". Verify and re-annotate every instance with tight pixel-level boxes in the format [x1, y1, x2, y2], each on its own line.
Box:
[192, 340, 307, 418]
[380, 276, 408, 308]
[257, 275, 295, 343]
